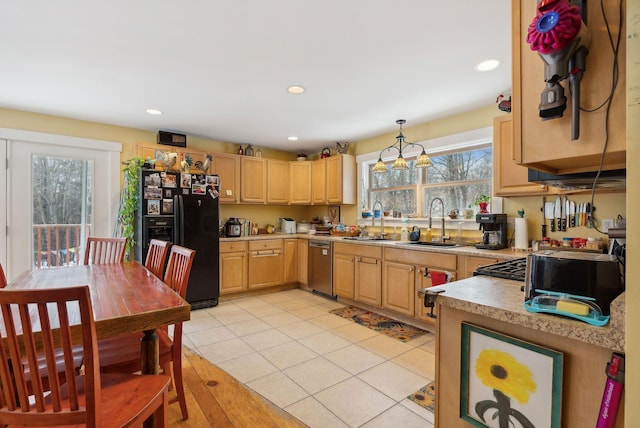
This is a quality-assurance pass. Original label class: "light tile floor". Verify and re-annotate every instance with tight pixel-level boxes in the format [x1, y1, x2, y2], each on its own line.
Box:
[184, 289, 436, 427]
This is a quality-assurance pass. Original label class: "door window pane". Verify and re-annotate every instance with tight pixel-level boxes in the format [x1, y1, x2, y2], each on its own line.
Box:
[32, 155, 93, 268]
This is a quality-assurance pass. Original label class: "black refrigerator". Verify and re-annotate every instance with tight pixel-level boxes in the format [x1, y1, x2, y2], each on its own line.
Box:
[174, 187, 220, 309]
[136, 169, 220, 309]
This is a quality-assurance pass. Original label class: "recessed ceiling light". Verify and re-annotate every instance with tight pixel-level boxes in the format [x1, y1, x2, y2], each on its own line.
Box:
[288, 136, 298, 141]
[146, 109, 162, 115]
[287, 85, 305, 94]
[474, 59, 501, 72]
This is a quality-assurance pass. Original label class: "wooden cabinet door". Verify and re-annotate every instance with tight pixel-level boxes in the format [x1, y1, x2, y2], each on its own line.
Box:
[267, 159, 289, 204]
[311, 159, 326, 204]
[137, 143, 179, 172]
[297, 239, 308, 285]
[414, 265, 450, 324]
[283, 238, 298, 284]
[213, 153, 240, 204]
[333, 252, 355, 299]
[355, 256, 382, 306]
[512, 0, 626, 174]
[325, 155, 356, 204]
[240, 157, 266, 203]
[289, 161, 312, 204]
[458, 255, 501, 279]
[493, 115, 548, 196]
[219, 251, 247, 294]
[382, 260, 415, 316]
[248, 250, 283, 289]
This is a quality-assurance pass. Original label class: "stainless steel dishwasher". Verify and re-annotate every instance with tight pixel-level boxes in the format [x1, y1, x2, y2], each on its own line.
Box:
[308, 240, 334, 297]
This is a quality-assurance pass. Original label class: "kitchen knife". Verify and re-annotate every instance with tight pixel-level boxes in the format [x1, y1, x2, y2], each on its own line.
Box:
[586, 202, 592, 228]
[553, 196, 562, 232]
[545, 202, 555, 232]
[570, 201, 575, 227]
[541, 197, 547, 238]
[561, 196, 567, 231]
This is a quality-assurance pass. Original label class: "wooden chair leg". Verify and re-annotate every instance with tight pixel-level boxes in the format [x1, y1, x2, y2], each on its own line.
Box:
[173, 358, 188, 420]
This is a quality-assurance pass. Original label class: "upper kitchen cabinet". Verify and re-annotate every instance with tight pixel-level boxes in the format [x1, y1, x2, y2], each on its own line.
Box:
[266, 159, 289, 204]
[289, 161, 312, 205]
[493, 115, 549, 196]
[512, 0, 626, 174]
[312, 155, 356, 205]
[240, 156, 267, 203]
[212, 153, 240, 204]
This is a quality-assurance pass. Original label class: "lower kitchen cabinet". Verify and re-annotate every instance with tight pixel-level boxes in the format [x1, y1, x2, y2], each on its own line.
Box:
[333, 242, 382, 302]
[383, 247, 457, 321]
[219, 241, 248, 295]
[248, 239, 283, 289]
[458, 255, 501, 279]
[283, 238, 298, 284]
[297, 239, 308, 285]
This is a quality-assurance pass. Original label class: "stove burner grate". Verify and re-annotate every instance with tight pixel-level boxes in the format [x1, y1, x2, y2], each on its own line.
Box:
[473, 258, 528, 282]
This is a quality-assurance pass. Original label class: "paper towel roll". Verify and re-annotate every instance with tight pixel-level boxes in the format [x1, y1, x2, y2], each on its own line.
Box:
[515, 217, 529, 249]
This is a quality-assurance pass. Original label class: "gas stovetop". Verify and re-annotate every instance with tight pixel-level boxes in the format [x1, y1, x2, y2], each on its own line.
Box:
[473, 258, 528, 282]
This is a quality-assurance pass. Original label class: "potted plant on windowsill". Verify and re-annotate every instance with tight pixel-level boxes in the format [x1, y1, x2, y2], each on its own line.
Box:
[475, 194, 491, 214]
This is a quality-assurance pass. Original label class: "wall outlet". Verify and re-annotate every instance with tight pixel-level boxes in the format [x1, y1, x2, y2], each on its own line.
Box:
[602, 218, 614, 232]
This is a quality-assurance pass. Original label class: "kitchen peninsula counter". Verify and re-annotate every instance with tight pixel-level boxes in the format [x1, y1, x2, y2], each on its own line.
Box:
[432, 276, 625, 427]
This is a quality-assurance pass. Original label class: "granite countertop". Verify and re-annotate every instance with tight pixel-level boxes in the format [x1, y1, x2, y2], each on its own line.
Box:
[429, 275, 625, 352]
[220, 233, 522, 260]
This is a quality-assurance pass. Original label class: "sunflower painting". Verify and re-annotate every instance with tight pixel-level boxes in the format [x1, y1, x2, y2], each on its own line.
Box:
[460, 323, 563, 428]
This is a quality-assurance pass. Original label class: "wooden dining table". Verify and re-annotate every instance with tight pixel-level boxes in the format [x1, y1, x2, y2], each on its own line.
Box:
[5, 261, 191, 375]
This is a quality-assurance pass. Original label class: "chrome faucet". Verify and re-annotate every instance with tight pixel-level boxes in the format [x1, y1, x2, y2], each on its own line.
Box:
[372, 200, 384, 239]
[429, 198, 449, 242]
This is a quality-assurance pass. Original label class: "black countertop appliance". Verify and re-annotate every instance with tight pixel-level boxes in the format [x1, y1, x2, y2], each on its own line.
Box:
[475, 213, 508, 250]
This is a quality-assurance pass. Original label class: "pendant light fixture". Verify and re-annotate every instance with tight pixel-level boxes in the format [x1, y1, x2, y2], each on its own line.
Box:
[373, 119, 432, 173]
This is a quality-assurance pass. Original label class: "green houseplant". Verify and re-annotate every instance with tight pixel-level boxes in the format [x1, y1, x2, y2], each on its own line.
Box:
[115, 157, 144, 259]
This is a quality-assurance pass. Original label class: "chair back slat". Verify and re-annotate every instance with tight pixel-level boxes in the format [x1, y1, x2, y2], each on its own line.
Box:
[0, 263, 6, 288]
[84, 237, 127, 265]
[164, 245, 195, 298]
[0, 286, 99, 426]
[145, 239, 171, 279]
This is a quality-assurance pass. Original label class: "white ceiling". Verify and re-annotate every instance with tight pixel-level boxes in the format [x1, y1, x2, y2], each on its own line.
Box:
[0, 1, 512, 153]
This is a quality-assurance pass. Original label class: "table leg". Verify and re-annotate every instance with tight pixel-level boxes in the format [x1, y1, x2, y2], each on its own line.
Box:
[141, 329, 159, 427]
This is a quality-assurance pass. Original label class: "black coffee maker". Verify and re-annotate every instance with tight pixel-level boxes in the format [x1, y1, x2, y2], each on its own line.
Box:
[476, 213, 508, 250]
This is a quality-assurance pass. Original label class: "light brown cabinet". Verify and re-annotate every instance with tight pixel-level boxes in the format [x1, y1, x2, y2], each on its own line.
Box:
[297, 239, 308, 285]
[333, 242, 381, 302]
[289, 161, 312, 205]
[512, 0, 626, 174]
[311, 155, 356, 205]
[283, 238, 298, 284]
[458, 255, 501, 280]
[493, 115, 549, 196]
[219, 241, 248, 295]
[267, 159, 289, 204]
[248, 240, 283, 289]
[383, 248, 456, 319]
[240, 157, 267, 203]
[213, 153, 241, 204]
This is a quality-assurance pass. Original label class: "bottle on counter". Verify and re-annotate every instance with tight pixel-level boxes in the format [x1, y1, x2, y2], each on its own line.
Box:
[400, 218, 409, 241]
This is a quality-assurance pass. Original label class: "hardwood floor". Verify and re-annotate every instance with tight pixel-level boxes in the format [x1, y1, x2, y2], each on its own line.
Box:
[167, 347, 306, 427]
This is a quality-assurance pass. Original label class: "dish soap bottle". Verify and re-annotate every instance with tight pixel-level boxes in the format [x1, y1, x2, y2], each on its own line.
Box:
[400, 218, 409, 241]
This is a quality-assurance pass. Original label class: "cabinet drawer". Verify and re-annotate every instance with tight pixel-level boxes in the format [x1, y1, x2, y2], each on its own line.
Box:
[384, 247, 456, 270]
[249, 239, 283, 251]
[220, 241, 248, 253]
[334, 242, 382, 259]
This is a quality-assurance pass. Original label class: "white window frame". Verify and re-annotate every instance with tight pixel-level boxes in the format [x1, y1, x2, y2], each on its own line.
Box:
[356, 126, 494, 223]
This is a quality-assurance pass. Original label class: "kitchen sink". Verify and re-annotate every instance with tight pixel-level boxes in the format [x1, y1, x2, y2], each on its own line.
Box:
[342, 236, 388, 241]
[399, 241, 460, 247]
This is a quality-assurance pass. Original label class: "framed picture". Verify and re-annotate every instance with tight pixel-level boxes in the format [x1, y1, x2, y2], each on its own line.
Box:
[147, 200, 160, 215]
[144, 186, 162, 200]
[206, 175, 219, 186]
[162, 198, 173, 214]
[161, 173, 177, 188]
[192, 183, 206, 194]
[460, 323, 563, 428]
[180, 173, 192, 188]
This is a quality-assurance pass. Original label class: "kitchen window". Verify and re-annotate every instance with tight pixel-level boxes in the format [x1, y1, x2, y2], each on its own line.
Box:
[358, 127, 493, 218]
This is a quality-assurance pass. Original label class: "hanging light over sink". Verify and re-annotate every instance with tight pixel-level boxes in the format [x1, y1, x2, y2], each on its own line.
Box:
[373, 119, 432, 173]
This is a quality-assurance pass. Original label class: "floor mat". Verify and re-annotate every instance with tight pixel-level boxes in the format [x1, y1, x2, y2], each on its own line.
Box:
[408, 381, 435, 413]
[329, 305, 428, 342]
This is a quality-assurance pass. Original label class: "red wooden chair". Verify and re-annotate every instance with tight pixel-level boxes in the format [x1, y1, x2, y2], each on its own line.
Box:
[98, 245, 195, 420]
[0, 263, 5, 288]
[0, 285, 171, 427]
[83, 237, 127, 265]
[145, 239, 171, 279]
